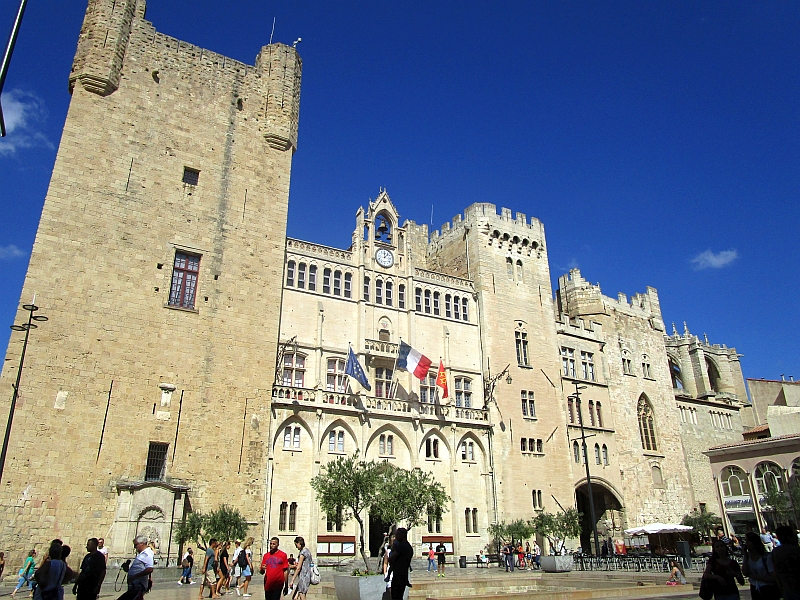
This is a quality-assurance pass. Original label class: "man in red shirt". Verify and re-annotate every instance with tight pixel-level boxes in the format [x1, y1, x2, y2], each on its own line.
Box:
[259, 537, 288, 600]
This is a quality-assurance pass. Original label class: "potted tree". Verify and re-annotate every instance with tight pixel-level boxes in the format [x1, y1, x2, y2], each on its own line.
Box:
[311, 453, 449, 600]
[531, 509, 582, 572]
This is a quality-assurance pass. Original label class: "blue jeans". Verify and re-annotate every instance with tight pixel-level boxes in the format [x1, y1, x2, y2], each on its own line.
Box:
[16, 574, 33, 591]
[427, 558, 436, 571]
[181, 567, 192, 580]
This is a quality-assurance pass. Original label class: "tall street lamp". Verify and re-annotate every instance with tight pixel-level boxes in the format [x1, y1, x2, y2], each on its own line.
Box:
[570, 381, 601, 557]
[0, 301, 47, 483]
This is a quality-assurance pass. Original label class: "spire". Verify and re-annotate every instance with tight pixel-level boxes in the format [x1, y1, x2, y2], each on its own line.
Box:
[683, 321, 690, 337]
[671, 322, 678, 336]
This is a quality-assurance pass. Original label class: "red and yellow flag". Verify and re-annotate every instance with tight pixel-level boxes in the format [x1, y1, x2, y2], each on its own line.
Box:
[436, 360, 449, 398]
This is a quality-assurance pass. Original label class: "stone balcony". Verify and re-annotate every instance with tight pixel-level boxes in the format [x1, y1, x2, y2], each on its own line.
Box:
[363, 338, 398, 358]
[271, 385, 490, 425]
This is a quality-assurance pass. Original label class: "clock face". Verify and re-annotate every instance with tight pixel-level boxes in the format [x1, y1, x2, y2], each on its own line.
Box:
[375, 248, 394, 268]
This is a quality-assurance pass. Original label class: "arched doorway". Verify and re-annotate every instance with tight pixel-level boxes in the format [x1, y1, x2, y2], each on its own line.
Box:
[575, 480, 624, 555]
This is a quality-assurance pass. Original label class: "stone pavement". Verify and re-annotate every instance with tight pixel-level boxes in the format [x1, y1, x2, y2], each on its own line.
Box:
[0, 563, 754, 600]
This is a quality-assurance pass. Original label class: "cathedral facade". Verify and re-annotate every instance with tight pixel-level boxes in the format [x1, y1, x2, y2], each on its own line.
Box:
[0, 0, 750, 565]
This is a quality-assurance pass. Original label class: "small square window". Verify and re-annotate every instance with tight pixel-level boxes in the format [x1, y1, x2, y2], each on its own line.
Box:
[182, 167, 200, 186]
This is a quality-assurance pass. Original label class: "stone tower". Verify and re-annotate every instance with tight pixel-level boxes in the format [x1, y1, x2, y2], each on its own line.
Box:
[429, 205, 576, 522]
[0, 0, 301, 560]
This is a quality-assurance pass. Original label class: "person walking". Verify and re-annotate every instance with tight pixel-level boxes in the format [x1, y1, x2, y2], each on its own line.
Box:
[73, 539, 106, 600]
[701, 539, 744, 600]
[434, 541, 446, 577]
[772, 525, 800, 600]
[288, 537, 312, 600]
[532, 541, 541, 570]
[259, 537, 289, 600]
[759, 529, 774, 553]
[180, 548, 194, 585]
[198, 539, 220, 600]
[117, 536, 154, 600]
[426, 545, 436, 573]
[235, 538, 254, 597]
[33, 542, 68, 600]
[387, 529, 413, 600]
[96, 539, 109, 566]
[742, 532, 779, 600]
[217, 542, 230, 595]
[229, 542, 242, 591]
[12, 549, 37, 598]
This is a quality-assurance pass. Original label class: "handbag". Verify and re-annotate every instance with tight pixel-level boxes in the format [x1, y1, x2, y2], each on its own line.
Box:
[309, 560, 320, 585]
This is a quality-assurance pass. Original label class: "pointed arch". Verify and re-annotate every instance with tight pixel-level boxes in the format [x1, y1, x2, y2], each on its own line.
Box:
[637, 394, 658, 451]
[319, 418, 359, 454]
[365, 423, 411, 457]
[419, 428, 452, 459]
[706, 357, 722, 392]
[272, 415, 315, 451]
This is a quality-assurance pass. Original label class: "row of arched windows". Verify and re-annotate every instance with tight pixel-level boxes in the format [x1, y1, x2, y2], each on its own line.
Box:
[286, 260, 354, 299]
[721, 461, 800, 498]
[573, 441, 609, 466]
[414, 288, 469, 321]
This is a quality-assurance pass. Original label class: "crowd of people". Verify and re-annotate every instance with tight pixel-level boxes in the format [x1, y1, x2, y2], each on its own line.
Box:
[701, 525, 799, 600]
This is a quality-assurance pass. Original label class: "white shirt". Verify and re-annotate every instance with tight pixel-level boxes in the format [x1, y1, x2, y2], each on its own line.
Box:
[128, 547, 155, 579]
[231, 547, 242, 562]
[98, 547, 109, 558]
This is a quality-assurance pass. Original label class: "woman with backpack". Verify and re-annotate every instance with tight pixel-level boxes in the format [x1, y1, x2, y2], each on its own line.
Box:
[33, 542, 68, 600]
[235, 538, 254, 597]
[12, 550, 37, 598]
[287, 537, 312, 600]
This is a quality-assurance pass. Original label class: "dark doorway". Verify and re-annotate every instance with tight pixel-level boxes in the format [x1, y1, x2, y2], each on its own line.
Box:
[368, 512, 393, 557]
[575, 482, 623, 556]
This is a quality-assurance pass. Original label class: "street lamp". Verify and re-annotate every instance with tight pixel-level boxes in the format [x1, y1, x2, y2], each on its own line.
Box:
[0, 301, 47, 483]
[570, 381, 601, 558]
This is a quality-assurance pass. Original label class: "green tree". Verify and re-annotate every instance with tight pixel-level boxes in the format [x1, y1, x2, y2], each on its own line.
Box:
[763, 479, 793, 526]
[506, 519, 535, 544]
[681, 509, 722, 543]
[488, 522, 508, 552]
[372, 465, 450, 529]
[175, 505, 249, 550]
[531, 509, 582, 555]
[311, 452, 383, 570]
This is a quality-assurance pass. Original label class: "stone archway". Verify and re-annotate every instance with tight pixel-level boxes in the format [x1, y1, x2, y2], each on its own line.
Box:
[575, 480, 624, 556]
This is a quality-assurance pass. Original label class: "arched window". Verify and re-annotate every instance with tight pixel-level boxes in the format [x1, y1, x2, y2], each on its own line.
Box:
[669, 357, 683, 389]
[516, 260, 523, 283]
[472, 508, 478, 534]
[344, 273, 352, 298]
[465, 508, 472, 533]
[328, 429, 345, 453]
[286, 260, 296, 286]
[297, 263, 306, 289]
[453, 296, 461, 320]
[445, 294, 452, 317]
[588, 401, 596, 426]
[308, 265, 317, 291]
[721, 466, 750, 497]
[333, 270, 342, 296]
[637, 396, 657, 451]
[706, 358, 721, 392]
[426, 437, 440, 459]
[621, 350, 633, 375]
[641, 354, 652, 378]
[374, 213, 392, 243]
[573, 441, 580, 464]
[652, 465, 663, 486]
[415, 288, 422, 312]
[424, 290, 432, 313]
[279, 502, 288, 531]
[433, 291, 440, 315]
[323, 268, 331, 294]
[568, 398, 575, 424]
[602, 444, 608, 465]
[596, 402, 603, 428]
[755, 462, 785, 495]
[398, 284, 405, 308]
[506, 257, 513, 279]
[363, 276, 370, 301]
[375, 279, 384, 304]
[521, 438, 527, 452]
[594, 443, 601, 465]
[283, 425, 301, 449]
[385, 280, 393, 306]
[462, 297, 469, 321]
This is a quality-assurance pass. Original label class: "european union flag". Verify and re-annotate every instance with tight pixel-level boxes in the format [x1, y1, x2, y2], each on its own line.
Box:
[345, 347, 371, 391]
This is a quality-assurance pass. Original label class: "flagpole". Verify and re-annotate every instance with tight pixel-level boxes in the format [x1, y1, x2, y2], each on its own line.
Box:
[389, 338, 401, 399]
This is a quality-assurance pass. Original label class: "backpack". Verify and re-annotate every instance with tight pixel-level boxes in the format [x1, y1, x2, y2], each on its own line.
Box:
[237, 550, 249, 569]
[309, 561, 320, 585]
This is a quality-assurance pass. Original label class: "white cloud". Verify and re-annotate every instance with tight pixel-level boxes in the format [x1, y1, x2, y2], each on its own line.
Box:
[0, 89, 54, 156]
[0, 245, 26, 260]
[691, 249, 738, 270]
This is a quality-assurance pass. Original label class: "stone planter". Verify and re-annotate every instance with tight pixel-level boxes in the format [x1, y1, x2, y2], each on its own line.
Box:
[333, 574, 409, 600]
[539, 555, 573, 573]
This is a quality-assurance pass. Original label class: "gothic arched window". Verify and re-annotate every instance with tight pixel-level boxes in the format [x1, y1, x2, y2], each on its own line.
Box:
[637, 396, 658, 451]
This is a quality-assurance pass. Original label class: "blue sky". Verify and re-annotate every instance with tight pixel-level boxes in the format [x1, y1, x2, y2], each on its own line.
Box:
[1, 1, 799, 381]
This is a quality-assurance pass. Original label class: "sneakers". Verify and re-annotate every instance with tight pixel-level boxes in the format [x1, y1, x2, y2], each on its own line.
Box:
[243, 594, 252, 597]
[178, 581, 184, 585]
[235, 588, 242, 597]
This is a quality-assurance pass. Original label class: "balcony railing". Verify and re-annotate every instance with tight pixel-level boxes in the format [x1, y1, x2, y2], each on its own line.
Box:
[272, 385, 490, 424]
[364, 339, 399, 356]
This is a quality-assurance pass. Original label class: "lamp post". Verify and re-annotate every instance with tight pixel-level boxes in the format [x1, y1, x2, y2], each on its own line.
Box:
[571, 381, 601, 557]
[0, 301, 47, 483]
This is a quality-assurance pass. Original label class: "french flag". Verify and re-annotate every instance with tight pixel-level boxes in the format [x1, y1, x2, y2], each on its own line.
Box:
[397, 341, 432, 380]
